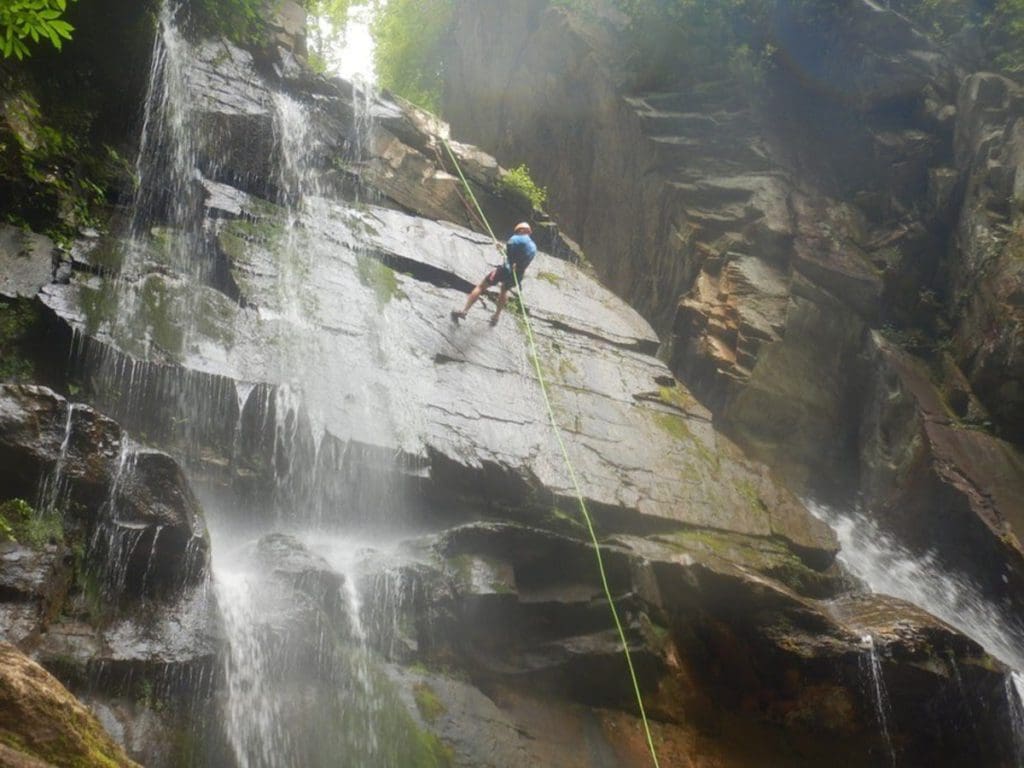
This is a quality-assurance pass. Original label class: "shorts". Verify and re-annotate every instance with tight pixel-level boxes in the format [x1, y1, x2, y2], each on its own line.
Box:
[485, 265, 518, 289]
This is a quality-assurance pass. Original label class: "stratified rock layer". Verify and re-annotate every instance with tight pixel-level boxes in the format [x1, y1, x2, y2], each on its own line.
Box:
[440, 0, 1024, 629]
[3, 6, 1022, 766]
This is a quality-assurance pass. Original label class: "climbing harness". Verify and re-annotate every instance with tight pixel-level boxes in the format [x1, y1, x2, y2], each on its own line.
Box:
[441, 138, 662, 768]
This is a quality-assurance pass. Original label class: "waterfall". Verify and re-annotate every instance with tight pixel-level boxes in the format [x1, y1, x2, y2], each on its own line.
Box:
[1008, 672, 1024, 762]
[131, 0, 201, 251]
[808, 502, 1024, 670]
[810, 502, 1024, 762]
[69, 0, 440, 762]
[37, 401, 78, 515]
[861, 634, 897, 767]
[215, 547, 297, 768]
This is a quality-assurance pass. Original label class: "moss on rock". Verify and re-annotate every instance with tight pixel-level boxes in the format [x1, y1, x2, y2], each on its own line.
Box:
[356, 253, 406, 307]
[0, 644, 139, 768]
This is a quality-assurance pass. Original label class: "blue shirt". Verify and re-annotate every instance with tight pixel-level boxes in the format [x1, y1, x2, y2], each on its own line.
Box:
[506, 233, 537, 273]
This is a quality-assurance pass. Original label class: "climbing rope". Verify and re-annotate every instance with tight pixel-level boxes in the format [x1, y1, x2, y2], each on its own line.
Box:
[441, 138, 662, 768]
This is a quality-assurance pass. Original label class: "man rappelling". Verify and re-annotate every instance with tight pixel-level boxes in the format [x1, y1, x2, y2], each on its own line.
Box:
[451, 222, 537, 326]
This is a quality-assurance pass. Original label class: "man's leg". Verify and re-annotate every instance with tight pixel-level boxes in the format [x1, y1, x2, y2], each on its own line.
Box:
[453, 275, 490, 319]
[490, 284, 510, 325]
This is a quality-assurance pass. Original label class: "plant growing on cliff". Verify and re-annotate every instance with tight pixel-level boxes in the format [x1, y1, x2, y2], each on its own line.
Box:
[0, 298, 39, 382]
[498, 164, 547, 209]
[191, 0, 277, 44]
[1, 90, 111, 244]
[0, 498, 63, 547]
[0, 0, 76, 60]
[989, 0, 1024, 72]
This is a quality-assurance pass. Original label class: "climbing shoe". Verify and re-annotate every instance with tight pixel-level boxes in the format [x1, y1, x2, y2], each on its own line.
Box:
[451, 310, 466, 323]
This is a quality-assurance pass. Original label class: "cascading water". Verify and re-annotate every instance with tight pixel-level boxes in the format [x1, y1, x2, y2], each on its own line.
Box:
[809, 502, 1024, 670]
[92, 440, 142, 597]
[87, 2, 440, 764]
[1008, 672, 1024, 761]
[37, 402, 78, 515]
[861, 634, 897, 767]
[810, 501, 1024, 763]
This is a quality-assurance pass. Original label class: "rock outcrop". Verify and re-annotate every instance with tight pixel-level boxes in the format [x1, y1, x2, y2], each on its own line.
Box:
[952, 72, 1024, 443]
[0, 385, 218, 768]
[2, 2, 1023, 765]
[0, 642, 139, 767]
[440, 0, 1024, 627]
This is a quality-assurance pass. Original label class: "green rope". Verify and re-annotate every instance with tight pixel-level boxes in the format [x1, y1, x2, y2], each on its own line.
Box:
[441, 138, 661, 768]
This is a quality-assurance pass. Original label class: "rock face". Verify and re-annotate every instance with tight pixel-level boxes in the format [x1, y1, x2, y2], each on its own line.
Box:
[440, 0, 1024, 625]
[2, 3, 1023, 766]
[0, 642, 139, 767]
[952, 72, 1024, 443]
[858, 334, 1024, 602]
[0, 385, 209, 602]
[0, 384, 218, 767]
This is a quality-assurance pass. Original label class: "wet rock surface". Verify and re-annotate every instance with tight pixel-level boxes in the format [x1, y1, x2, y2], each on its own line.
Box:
[0, 385, 209, 600]
[858, 334, 1024, 609]
[0, 384, 217, 766]
[951, 72, 1024, 443]
[0, 226, 54, 300]
[38, 152, 838, 565]
[3, 5, 1023, 766]
[440, 0, 1024, 691]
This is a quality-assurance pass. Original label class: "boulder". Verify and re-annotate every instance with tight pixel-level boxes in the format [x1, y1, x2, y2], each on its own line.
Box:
[0, 385, 209, 601]
[0, 226, 54, 300]
[0, 542, 72, 645]
[0, 643, 139, 767]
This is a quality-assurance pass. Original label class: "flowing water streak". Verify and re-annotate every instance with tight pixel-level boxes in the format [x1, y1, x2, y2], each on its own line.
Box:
[231, 381, 256, 465]
[351, 78, 376, 180]
[92, 440, 145, 599]
[808, 502, 1024, 671]
[810, 502, 1024, 760]
[38, 402, 79, 515]
[1008, 672, 1024, 763]
[215, 560, 295, 768]
[131, 0, 200, 248]
[861, 634, 897, 767]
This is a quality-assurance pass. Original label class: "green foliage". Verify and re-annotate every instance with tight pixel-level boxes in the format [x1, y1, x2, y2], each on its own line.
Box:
[889, 0, 978, 41]
[0, 298, 40, 382]
[0, 0, 76, 60]
[0, 89, 112, 243]
[190, 0, 266, 44]
[305, 0, 361, 65]
[0, 498, 64, 548]
[372, 0, 452, 114]
[989, 0, 1024, 72]
[498, 164, 547, 209]
[608, 0, 775, 90]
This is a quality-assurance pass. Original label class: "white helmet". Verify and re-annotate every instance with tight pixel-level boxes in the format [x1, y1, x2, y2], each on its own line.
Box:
[514, 222, 532, 234]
